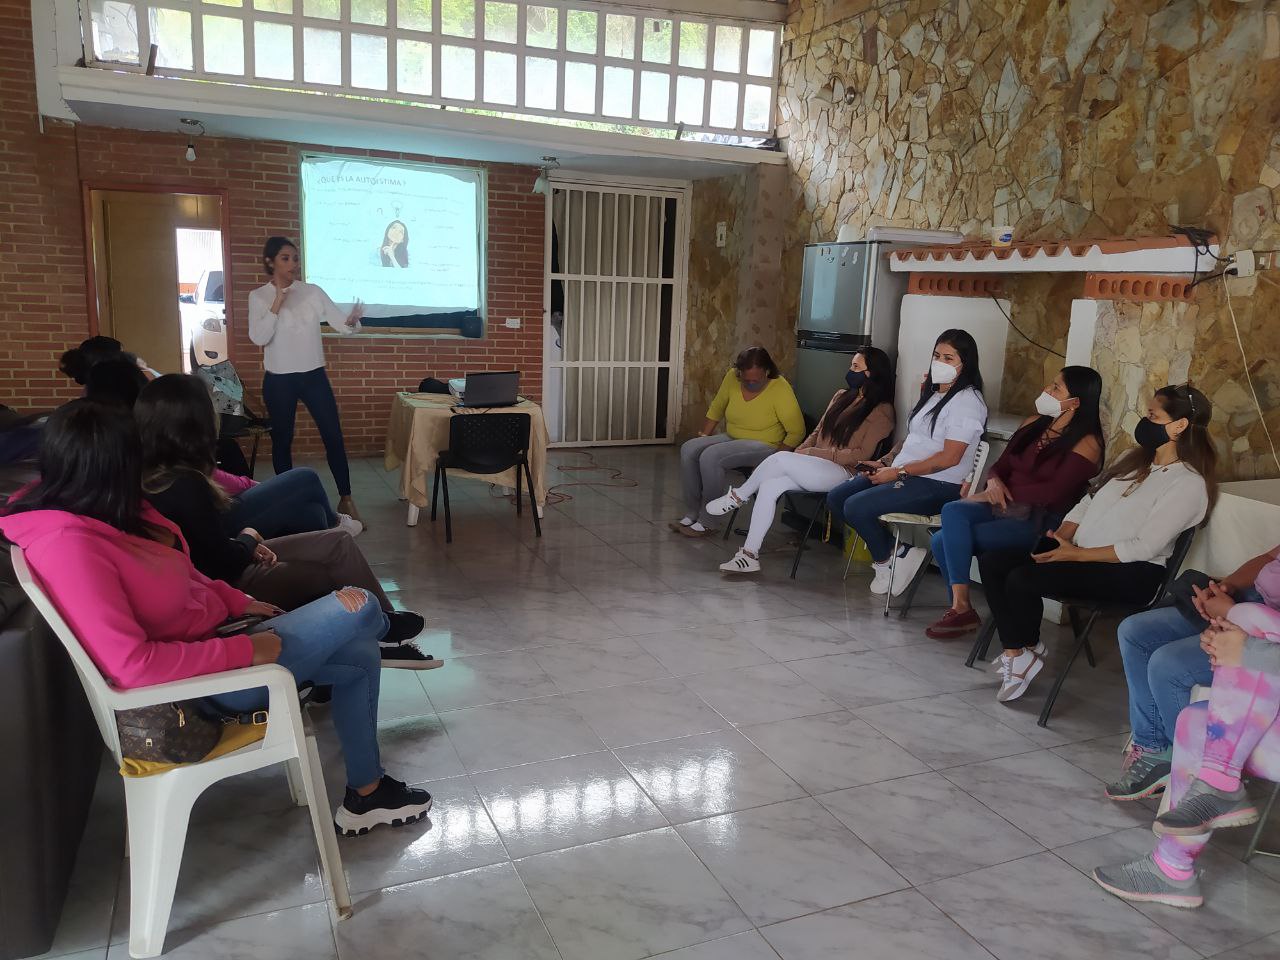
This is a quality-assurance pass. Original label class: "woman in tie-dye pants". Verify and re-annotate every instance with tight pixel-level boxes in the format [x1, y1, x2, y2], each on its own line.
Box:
[1092, 602, 1280, 908]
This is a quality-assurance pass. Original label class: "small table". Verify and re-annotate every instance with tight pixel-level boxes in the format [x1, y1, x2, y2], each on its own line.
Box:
[1183, 479, 1280, 576]
[384, 393, 551, 526]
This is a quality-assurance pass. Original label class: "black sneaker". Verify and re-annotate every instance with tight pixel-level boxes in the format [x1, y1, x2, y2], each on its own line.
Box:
[334, 776, 433, 837]
[385, 610, 426, 644]
[379, 641, 443, 670]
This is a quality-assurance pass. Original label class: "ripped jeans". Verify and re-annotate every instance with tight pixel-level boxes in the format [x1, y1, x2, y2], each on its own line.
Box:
[209, 588, 389, 788]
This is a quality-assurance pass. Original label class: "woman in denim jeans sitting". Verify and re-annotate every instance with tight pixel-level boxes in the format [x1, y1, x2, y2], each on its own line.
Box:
[0, 400, 430, 837]
[1107, 544, 1280, 802]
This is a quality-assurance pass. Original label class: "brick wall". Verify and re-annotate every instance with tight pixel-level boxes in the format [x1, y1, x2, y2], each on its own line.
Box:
[0, 1, 544, 457]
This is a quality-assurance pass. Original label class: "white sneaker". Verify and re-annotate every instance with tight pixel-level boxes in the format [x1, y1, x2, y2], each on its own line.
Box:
[336, 512, 364, 537]
[997, 649, 1044, 702]
[991, 639, 1046, 672]
[705, 488, 746, 517]
[889, 546, 929, 597]
[720, 549, 761, 574]
[869, 559, 893, 595]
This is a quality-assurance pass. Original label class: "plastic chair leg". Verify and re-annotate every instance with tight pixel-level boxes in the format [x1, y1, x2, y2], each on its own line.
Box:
[300, 734, 352, 920]
[124, 775, 198, 958]
[285, 757, 306, 806]
[524, 462, 541, 538]
[1037, 609, 1100, 728]
[1244, 781, 1280, 861]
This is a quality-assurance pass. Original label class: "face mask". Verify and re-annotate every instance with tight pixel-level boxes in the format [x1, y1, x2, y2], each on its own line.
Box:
[1035, 391, 1063, 418]
[930, 360, 959, 385]
[845, 370, 867, 391]
[742, 378, 767, 393]
[1133, 417, 1171, 453]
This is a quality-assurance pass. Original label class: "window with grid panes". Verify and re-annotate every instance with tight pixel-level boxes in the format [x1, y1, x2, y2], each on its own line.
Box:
[82, 1, 780, 138]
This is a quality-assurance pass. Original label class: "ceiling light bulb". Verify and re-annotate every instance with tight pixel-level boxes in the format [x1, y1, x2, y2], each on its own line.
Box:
[185, 141, 196, 162]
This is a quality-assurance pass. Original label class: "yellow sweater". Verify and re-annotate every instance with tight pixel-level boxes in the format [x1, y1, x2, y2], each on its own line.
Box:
[705, 370, 806, 447]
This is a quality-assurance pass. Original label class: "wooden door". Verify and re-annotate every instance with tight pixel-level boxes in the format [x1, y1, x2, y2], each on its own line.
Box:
[101, 191, 182, 372]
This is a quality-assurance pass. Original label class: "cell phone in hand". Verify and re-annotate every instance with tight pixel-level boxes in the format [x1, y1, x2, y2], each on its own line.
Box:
[216, 616, 264, 637]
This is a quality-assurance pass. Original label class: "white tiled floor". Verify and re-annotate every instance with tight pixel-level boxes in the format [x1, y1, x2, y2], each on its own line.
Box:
[36, 448, 1280, 959]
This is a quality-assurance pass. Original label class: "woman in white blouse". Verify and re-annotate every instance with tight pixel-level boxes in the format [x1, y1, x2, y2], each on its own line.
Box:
[248, 236, 364, 521]
[827, 329, 988, 597]
[978, 385, 1216, 704]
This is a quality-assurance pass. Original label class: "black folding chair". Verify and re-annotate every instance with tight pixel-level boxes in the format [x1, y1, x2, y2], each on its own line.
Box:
[721, 465, 755, 540]
[431, 412, 540, 544]
[965, 527, 1198, 728]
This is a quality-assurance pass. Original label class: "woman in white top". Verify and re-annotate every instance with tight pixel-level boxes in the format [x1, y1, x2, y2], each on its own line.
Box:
[827, 329, 988, 597]
[248, 236, 364, 521]
[978, 385, 1216, 704]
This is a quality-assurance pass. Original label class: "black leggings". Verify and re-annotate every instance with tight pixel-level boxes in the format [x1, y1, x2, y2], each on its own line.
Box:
[977, 540, 1165, 652]
[262, 366, 351, 496]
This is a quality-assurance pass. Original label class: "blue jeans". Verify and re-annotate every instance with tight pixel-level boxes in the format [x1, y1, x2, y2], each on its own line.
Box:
[826, 474, 960, 563]
[209, 589, 388, 788]
[221, 467, 337, 539]
[1119, 605, 1211, 751]
[930, 499, 1043, 587]
[263, 367, 352, 496]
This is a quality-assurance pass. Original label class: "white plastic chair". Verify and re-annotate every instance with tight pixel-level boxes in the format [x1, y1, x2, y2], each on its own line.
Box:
[842, 440, 992, 616]
[10, 545, 352, 959]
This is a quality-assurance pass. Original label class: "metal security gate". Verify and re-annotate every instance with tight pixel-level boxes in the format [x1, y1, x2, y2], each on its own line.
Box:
[544, 178, 689, 445]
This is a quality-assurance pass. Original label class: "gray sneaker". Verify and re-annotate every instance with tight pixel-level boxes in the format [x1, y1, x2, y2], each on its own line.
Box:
[1092, 856, 1203, 908]
[1153, 777, 1259, 836]
[1104, 744, 1172, 801]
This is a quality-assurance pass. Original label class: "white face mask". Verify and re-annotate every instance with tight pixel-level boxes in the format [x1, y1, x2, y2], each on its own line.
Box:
[1035, 391, 1063, 418]
[930, 359, 959, 385]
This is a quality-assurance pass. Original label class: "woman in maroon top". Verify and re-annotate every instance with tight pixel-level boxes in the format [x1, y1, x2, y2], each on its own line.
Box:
[925, 366, 1105, 638]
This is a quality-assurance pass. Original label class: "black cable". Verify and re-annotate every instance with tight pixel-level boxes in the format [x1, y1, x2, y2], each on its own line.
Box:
[989, 294, 1065, 359]
[1188, 268, 1230, 290]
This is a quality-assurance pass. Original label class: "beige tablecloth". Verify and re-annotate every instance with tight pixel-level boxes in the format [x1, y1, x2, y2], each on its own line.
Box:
[1182, 479, 1280, 576]
[383, 393, 550, 508]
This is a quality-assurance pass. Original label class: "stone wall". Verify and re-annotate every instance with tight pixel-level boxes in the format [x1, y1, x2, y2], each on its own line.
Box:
[682, 164, 788, 435]
[779, 0, 1280, 479]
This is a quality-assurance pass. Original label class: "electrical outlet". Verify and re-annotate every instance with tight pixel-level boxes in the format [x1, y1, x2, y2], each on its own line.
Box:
[1257, 250, 1280, 271]
[716, 222, 727, 248]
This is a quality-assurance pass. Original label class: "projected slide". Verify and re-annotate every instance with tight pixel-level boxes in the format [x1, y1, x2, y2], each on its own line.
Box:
[300, 155, 484, 336]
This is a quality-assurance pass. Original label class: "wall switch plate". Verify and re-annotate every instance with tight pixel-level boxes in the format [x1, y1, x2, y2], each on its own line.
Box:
[716, 222, 727, 247]
[504, 317, 521, 329]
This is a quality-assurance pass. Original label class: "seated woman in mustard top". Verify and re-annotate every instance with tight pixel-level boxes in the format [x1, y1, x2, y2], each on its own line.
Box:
[674, 346, 806, 537]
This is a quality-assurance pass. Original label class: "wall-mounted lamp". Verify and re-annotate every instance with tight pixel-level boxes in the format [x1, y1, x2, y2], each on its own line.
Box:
[532, 155, 560, 195]
[179, 117, 205, 163]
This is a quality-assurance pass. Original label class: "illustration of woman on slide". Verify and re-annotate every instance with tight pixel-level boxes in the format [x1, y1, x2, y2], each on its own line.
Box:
[380, 220, 409, 268]
[247, 236, 366, 523]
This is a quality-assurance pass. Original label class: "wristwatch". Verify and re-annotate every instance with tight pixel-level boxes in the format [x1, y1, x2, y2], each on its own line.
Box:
[897, 467, 910, 482]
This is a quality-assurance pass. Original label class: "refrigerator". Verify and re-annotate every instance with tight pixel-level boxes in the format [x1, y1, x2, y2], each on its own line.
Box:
[794, 239, 907, 425]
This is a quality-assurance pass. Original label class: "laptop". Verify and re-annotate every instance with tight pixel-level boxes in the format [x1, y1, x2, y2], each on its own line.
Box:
[455, 370, 520, 408]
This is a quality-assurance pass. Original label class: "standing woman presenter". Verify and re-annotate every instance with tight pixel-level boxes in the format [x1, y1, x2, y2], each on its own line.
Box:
[248, 236, 364, 522]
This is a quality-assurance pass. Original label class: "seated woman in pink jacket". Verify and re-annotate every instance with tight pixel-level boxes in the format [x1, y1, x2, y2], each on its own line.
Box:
[0, 400, 428, 838]
[1092, 593, 1280, 908]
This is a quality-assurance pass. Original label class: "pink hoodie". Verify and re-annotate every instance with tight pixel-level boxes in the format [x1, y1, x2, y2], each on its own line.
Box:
[212, 469, 257, 497]
[0, 505, 255, 689]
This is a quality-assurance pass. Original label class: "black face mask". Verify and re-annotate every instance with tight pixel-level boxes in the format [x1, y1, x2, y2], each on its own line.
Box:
[845, 370, 867, 391]
[1134, 417, 1171, 453]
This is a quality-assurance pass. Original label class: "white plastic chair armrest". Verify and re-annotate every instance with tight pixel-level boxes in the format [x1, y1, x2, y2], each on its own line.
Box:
[106, 663, 297, 711]
[878, 512, 943, 527]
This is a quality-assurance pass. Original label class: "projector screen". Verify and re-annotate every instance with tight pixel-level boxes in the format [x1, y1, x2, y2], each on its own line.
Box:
[299, 154, 486, 337]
